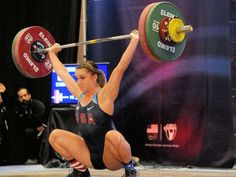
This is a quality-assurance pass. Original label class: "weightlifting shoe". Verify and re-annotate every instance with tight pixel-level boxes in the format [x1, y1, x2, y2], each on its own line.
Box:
[66, 168, 90, 177]
[122, 169, 139, 177]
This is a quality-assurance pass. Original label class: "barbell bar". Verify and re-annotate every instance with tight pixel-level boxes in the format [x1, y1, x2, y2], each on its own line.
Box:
[33, 23, 192, 54]
[33, 34, 132, 53]
[11, 1, 193, 78]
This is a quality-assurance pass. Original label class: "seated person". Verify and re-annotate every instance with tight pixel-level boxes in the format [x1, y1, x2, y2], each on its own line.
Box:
[2, 85, 47, 165]
[0, 87, 8, 165]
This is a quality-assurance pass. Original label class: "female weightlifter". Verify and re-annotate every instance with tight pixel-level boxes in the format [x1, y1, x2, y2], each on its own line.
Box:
[48, 30, 139, 177]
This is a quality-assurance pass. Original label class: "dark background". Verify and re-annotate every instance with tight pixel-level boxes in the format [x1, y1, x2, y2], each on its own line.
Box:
[0, 0, 81, 110]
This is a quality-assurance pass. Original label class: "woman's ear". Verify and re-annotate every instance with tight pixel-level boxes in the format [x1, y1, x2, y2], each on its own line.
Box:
[93, 73, 98, 82]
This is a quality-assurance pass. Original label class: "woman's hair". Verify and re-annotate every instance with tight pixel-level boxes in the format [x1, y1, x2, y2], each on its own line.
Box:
[76, 60, 106, 88]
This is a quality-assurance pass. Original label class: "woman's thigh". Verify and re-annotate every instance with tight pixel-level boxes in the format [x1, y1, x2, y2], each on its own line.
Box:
[103, 130, 131, 170]
[49, 129, 93, 167]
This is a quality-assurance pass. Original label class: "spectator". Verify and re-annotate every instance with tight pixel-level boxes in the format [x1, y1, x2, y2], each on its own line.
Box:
[9, 87, 47, 165]
[0, 83, 9, 165]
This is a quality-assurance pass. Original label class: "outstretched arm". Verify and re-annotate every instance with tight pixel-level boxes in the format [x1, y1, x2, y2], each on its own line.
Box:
[48, 45, 82, 99]
[102, 30, 139, 102]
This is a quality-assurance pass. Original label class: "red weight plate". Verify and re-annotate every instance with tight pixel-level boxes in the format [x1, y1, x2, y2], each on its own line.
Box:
[12, 28, 32, 78]
[138, 3, 160, 62]
[159, 17, 174, 45]
[12, 27, 38, 78]
[12, 26, 55, 78]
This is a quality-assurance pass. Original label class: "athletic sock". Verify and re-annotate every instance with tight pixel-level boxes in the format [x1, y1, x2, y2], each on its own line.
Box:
[123, 160, 135, 171]
[69, 159, 87, 172]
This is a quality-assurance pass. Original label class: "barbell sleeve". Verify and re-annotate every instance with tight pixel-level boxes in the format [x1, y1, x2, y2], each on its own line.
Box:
[34, 34, 131, 53]
[176, 25, 193, 34]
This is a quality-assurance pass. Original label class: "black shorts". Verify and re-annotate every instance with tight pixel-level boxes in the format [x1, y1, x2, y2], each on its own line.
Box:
[90, 151, 106, 169]
[84, 138, 106, 169]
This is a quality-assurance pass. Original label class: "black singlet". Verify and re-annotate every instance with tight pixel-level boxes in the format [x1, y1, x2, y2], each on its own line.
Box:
[75, 93, 116, 169]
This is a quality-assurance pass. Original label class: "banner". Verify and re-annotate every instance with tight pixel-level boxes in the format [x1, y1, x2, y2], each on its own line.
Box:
[87, 0, 234, 168]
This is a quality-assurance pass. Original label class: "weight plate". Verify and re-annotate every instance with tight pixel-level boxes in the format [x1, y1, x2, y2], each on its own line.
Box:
[145, 2, 186, 61]
[159, 17, 173, 45]
[138, 3, 161, 61]
[11, 26, 55, 78]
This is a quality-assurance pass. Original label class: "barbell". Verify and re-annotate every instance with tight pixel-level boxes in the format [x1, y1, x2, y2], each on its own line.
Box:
[11, 1, 193, 78]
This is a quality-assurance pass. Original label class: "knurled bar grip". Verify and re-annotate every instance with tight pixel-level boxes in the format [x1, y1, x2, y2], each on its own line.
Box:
[35, 34, 131, 53]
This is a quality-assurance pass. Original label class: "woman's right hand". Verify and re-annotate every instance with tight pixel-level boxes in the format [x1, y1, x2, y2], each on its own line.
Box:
[130, 30, 139, 41]
[48, 43, 62, 55]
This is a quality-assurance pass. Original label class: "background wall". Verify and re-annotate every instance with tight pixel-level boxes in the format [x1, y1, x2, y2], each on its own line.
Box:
[0, 0, 81, 112]
[0, 0, 234, 168]
[86, 0, 233, 168]
[230, 0, 236, 162]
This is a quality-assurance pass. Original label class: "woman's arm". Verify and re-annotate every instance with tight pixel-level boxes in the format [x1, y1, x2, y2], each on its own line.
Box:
[102, 30, 139, 102]
[48, 44, 82, 99]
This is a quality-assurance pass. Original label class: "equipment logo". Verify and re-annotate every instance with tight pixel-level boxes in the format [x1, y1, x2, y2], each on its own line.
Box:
[147, 124, 158, 140]
[146, 123, 178, 142]
[163, 123, 177, 141]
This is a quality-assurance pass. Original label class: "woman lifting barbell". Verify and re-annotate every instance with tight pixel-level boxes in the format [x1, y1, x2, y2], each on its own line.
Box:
[48, 30, 139, 177]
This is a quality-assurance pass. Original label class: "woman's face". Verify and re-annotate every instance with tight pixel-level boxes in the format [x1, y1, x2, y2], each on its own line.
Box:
[75, 68, 97, 92]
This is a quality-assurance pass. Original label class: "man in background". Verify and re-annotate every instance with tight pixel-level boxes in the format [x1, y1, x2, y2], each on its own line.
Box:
[0, 83, 47, 165]
[11, 87, 47, 164]
[0, 84, 9, 165]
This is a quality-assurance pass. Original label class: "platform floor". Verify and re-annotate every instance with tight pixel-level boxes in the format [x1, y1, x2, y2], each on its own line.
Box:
[1, 164, 236, 177]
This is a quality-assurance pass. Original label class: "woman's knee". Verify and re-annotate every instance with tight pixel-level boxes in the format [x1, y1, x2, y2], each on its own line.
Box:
[48, 129, 62, 144]
[105, 130, 126, 146]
